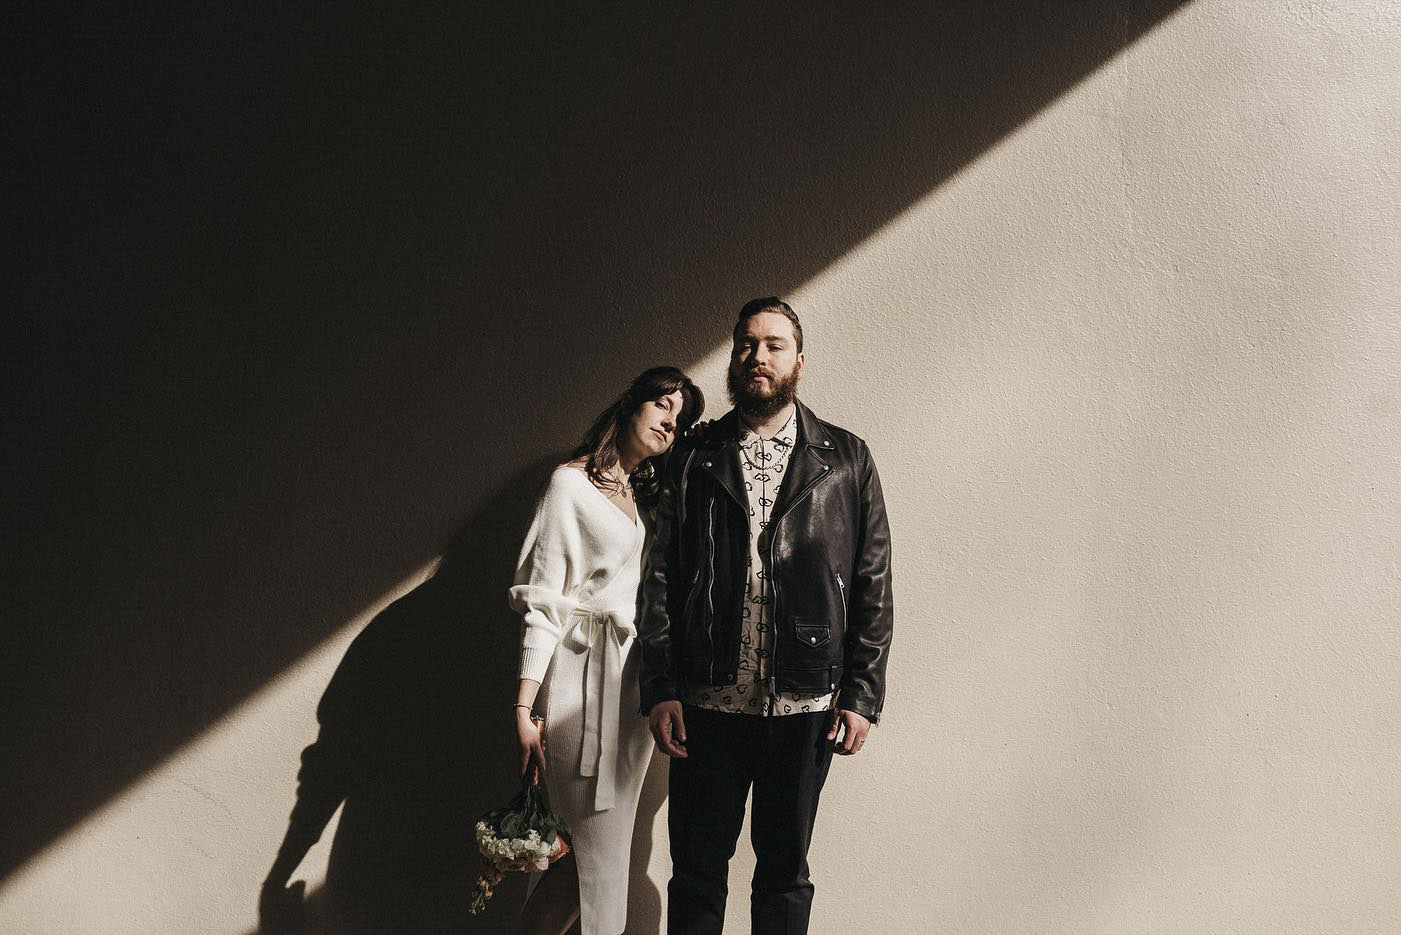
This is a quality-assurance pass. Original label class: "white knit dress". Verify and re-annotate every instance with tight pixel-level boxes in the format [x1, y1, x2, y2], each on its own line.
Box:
[508, 465, 654, 935]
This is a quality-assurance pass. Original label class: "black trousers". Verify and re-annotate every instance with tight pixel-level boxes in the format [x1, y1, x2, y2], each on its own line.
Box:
[667, 704, 835, 935]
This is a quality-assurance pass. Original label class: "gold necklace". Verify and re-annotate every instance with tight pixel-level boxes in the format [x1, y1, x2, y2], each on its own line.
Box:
[609, 470, 631, 499]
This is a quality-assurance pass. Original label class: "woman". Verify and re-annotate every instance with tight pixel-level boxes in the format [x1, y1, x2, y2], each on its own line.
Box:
[509, 365, 704, 935]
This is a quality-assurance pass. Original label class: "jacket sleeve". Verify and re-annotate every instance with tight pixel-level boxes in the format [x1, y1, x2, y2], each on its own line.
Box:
[507, 471, 584, 684]
[636, 447, 690, 714]
[838, 441, 893, 723]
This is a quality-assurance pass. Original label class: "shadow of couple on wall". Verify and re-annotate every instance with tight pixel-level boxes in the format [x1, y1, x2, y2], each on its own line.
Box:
[255, 459, 667, 935]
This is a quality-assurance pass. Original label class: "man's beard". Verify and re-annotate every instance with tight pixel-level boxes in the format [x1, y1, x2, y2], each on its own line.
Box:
[727, 361, 800, 421]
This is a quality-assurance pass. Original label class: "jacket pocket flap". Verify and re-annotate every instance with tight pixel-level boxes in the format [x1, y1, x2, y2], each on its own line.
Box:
[792, 619, 831, 647]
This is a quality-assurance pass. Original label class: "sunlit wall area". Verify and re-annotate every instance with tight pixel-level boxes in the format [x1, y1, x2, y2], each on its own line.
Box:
[663, 3, 1400, 932]
[0, 585, 390, 933]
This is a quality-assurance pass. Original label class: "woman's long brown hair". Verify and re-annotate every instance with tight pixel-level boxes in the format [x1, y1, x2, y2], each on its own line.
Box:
[570, 366, 704, 509]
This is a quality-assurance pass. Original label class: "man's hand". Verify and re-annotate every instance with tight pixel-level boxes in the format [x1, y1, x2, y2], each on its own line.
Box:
[826, 708, 871, 755]
[648, 700, 688, 757]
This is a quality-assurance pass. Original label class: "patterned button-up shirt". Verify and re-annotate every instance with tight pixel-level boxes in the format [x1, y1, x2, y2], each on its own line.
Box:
[688, 407, 836, 717]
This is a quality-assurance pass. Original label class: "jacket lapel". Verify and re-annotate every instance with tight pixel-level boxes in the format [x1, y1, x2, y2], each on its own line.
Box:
[770, 401, 832, 524]
[696, 410, 748, 509]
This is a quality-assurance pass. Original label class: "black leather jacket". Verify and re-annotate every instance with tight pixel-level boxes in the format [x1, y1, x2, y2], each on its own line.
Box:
[637, 401, 893, 723]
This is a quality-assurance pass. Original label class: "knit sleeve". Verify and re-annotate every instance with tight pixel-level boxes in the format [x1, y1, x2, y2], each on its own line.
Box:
[507, 469, 585, 683]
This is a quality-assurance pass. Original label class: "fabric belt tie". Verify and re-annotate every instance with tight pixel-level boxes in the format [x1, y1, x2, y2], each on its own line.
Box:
[562, 605, 636, 811]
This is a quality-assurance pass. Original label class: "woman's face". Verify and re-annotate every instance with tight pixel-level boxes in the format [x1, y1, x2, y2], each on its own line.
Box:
[629, 389, 685, 460]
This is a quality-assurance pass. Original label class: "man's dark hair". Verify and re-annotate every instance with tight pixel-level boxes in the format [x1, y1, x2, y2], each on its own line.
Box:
[733, 297, 803, 353]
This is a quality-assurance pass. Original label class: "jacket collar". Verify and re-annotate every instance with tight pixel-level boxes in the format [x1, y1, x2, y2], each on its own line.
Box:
[702, 400, 829, 448]
[695, 401, 832, 512]
[771, 401, 833, 521]
[790, 399, 831, 451]
[694, 410, 746, 507]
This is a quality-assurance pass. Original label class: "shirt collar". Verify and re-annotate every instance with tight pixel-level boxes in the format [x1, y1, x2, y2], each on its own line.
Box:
[738, 407, 797, 451]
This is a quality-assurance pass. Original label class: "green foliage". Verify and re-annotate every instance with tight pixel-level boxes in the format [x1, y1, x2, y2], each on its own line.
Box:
[477, 778, 573, 847]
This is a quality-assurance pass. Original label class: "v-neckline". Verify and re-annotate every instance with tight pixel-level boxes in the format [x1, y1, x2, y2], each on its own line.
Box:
[566, 466, 641, 528]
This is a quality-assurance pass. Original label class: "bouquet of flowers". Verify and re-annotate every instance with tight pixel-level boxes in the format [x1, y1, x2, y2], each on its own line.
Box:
[469, 720, 573, 915]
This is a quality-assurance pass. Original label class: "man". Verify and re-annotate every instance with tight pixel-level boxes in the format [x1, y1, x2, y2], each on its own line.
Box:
[638, 297, 894, 934]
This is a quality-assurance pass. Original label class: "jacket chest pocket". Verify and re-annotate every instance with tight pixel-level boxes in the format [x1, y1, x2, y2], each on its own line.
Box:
[791, 616, 831, 648]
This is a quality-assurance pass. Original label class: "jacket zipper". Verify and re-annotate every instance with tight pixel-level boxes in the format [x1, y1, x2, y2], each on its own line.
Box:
[705, 496, 717, 683]
[767, 518, 781, 713]
[765, 454, 833, 708]
[835, 570, 847, 621]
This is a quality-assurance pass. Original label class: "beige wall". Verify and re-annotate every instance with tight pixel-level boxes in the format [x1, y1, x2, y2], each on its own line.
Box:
[652, 4, 1401, 932]
[5, 1, 1400, 933]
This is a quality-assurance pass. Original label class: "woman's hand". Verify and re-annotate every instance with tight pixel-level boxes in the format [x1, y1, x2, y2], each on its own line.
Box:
[516, 708, 547, 783]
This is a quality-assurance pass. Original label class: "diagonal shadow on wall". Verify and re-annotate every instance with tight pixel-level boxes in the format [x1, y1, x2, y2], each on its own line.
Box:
[4, 0, 1188, 884]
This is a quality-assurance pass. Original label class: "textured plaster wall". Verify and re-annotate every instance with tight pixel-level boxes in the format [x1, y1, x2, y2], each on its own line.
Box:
[5, 1, 1400, 933]
[635, 4, 1401, 932]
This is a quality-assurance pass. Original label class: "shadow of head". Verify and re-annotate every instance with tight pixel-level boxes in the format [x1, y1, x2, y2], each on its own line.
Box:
[267, 460, 558, 932]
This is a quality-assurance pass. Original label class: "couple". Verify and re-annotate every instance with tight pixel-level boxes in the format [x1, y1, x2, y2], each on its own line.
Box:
[510, 298, 894, 935]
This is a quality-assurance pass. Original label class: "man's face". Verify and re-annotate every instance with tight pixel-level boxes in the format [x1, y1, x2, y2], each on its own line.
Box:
[727, 311, 804, 418]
